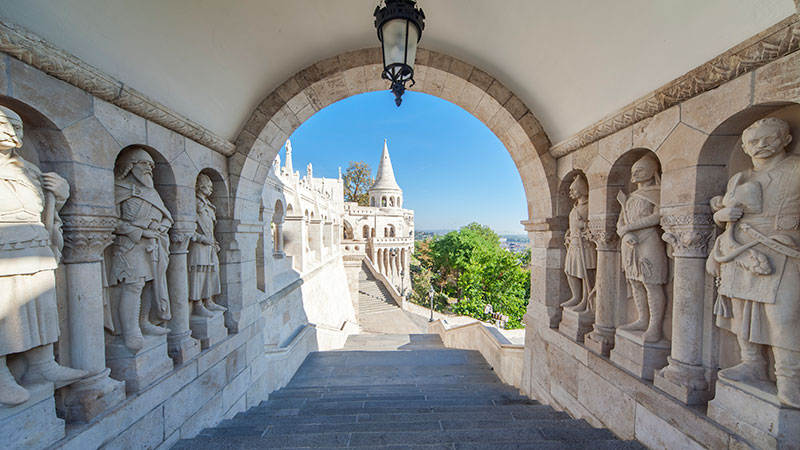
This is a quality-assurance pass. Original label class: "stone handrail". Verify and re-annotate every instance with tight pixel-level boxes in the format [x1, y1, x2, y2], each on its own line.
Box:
[264, 320, 358, 392]
[361, 257, 405, 309]
[428, 319, 524, 389]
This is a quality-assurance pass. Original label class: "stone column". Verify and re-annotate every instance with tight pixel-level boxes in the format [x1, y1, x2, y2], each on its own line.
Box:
[273, 222, 285, 258]
[585, 215, 621, 356]
[60, 215, 126, 422]
[654, 214, 714, 405]
[166, 223, 201, 365]
[522, 218, 568, 328]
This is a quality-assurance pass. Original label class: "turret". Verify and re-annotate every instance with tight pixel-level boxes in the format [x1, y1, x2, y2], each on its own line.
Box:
[368, 139, 403, 208]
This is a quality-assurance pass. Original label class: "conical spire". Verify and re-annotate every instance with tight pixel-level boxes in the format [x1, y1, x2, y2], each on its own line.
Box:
[370, 139, 401, 191]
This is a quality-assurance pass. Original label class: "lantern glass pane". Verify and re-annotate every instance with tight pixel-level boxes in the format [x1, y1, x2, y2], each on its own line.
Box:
[382, 18, 408, 68]
[405, 23, 419, 73]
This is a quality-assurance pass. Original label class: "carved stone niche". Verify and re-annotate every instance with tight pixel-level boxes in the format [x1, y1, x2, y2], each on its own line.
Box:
[704, 115, 800, 448]
[608, 154, 671, 380]
[104, 146, 175, 393]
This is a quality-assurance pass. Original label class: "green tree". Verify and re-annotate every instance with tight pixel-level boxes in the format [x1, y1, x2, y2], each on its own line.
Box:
[342, 161, 373, 206]
[421, 223, 530, 328]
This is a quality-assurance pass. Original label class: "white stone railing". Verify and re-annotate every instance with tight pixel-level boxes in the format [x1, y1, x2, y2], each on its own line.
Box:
[370, 237, 413, 245]
[428, 319, 524, 389]
[362, 257, 405, 309]
[264, 320, 359, 393]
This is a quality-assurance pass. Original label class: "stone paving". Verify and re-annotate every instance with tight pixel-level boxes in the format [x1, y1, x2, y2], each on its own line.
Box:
[171, 334, 644, 449]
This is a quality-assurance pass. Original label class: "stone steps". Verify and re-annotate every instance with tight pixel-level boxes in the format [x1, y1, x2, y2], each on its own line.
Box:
[172, 336, 644, 449]
[358, 278, 397, 314]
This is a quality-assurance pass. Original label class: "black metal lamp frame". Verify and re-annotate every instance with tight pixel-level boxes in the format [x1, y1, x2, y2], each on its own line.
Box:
[374, 0, 425, 106]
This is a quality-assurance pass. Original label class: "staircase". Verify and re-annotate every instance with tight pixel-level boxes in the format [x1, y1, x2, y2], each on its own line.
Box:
[358, 269, 399, 314]
[356, 266, 429, 334]
[172, 334, 644, 449]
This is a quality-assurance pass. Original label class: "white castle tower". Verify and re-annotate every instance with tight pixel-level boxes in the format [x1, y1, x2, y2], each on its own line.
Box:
[368, 139, 403, 208]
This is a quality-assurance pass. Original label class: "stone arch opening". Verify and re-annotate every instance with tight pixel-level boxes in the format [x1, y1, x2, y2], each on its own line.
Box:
[603, 148, 660, 216]
[696, 102, 800, 208]
[342, 219, 354, 240]
[230, 48, 555, 229]
[557, 170, 588, 218]
[693, 102, 800, 373]
[114, 145, 177, 214]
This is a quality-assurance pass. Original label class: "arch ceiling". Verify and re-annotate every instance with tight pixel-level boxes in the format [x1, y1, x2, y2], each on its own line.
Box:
[0, 0, 793, 145]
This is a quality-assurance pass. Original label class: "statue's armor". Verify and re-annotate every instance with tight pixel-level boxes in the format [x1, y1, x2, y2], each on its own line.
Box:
[564, 201, 596, 279]
[713, 155, 800, 351]
[188, 195, 221, 300]
[619, 186, 668, 285]
[107, 178, 173, 324]
[0, 151, 60, 355]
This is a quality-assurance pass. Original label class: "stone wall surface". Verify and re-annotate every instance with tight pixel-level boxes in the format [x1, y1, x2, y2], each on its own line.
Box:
[0, 11, 798, 450]
[0, 53, 356, 450]
[429, 319, 524, 389]
[523, 47, 800, 450]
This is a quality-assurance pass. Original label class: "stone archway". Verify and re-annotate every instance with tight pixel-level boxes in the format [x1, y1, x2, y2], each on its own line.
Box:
[229, 47, 556, 225]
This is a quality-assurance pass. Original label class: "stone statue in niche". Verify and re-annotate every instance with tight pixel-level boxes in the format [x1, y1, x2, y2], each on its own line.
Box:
[107, 147, 173, 352]
[0, 106, 87, 405]
[616, 154, 668, 343]
[188, 174, 225, 317]
[560, 175, 596, 311]
[707, 117, 800, 408]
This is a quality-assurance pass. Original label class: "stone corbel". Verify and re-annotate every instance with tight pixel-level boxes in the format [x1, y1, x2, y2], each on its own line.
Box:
[521, 217, 567, 249]
[61, 215, 117, 263]
[660, 215, 715, 258]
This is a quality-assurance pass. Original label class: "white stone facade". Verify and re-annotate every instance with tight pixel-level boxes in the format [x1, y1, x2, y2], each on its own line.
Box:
[0, 58, 356, 450]
[0, 8, 797, 450]
[342, 141, 414, 295]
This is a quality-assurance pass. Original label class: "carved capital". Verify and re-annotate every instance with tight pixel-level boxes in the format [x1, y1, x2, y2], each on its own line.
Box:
[61, 215, 117, 263]
[661, 215, 715, 258]
[588, 216, 619, 251]
[169, 228, 194, 254]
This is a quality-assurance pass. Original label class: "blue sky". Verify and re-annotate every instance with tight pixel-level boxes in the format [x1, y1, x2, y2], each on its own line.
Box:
[283, 90, 528, 235]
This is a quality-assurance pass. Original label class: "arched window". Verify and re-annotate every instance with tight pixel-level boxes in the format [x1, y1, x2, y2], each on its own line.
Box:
[381, 196, 387, 207]
[362, 225, 370, 239]
[389, 197, 395, 207]
[389, 224, 396, 237]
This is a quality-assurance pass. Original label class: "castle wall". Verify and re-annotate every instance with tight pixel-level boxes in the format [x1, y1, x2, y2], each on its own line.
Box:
[0, 52, 355, 449]
[522, 47, 800, 449]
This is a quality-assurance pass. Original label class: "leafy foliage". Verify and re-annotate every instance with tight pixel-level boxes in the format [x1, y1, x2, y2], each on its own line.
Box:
[411, 223, 530, 328]
[342, 161, 374, 206]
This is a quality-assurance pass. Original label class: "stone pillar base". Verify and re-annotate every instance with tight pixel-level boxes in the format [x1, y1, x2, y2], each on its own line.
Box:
[167, 330, 201, 365]
[527, 301, 562, 328]
[190, 311, 228, 349]
[585, 325, 615, 356]
[106, 334, 173, 394]
[653, 357, 710, 405]
[709, 378, 800, 449]
[63, 368, 126, 422]
[0, 383, 64, 450]
[558, 307, 594, 342]
[609, 328, 669, 380]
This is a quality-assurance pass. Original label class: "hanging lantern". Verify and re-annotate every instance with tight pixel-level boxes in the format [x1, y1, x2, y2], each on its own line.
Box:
[373, 0, 425, 106]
